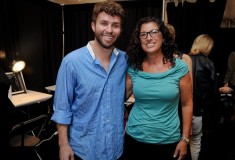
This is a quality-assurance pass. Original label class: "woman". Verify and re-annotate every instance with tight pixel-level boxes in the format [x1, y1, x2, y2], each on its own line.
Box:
[188, 34, 219, 160]
[124, 17, 193, 160]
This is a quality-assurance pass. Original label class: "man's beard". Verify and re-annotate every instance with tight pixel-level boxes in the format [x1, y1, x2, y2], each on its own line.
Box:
[95, 33, 117, 49]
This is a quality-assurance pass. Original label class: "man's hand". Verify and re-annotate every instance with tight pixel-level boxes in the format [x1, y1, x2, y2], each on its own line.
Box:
[219, 86, 233, 94]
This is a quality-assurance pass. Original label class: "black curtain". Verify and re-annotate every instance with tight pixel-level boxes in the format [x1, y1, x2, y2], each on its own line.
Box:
[42, 1, 63, 88]
[0, 0, 163, 91]
[63, 0, 163, 55]
[167, 0, 226, 53]
[0, 0, 20, 68]
[0, 0, 63, 91]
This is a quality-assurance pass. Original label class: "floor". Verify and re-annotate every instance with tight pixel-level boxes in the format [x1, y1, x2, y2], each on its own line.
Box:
[10, 121, 59, 160]
[199, 122, 235, 160]
[9, 119, 235, 160]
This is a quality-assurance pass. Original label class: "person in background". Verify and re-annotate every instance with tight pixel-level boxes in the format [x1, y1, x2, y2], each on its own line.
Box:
[219, 51, 235, 122]
[188, 34, 219, 160]
[51, 1, 127, 160]
[222, 51, 235, 93]
[124, 17, 193, 160]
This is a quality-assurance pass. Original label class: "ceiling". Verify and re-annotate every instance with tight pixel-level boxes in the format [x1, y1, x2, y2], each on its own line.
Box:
[48, 0, 235, 27]
[48, 0, 134, 5]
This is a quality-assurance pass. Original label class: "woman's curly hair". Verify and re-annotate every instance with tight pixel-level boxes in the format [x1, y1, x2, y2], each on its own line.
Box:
[126, 17, 177, 70]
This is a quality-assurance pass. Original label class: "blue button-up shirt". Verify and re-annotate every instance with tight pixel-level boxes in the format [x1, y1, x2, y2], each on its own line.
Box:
[51, 42, 127, 160]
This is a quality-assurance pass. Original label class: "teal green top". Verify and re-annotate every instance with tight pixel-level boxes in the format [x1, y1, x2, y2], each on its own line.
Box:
[126, 58, 188, 144]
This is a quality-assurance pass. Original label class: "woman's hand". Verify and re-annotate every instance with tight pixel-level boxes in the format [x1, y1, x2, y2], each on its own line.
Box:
[173, 140, 188, 160]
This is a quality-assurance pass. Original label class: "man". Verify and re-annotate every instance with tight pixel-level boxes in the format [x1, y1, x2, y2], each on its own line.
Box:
[222, 51, 235, 95]
[51, 1, 127, 160]
[219, 51, 235, 122]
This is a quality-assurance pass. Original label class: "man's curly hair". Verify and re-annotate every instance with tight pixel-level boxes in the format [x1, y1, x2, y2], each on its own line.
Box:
[92, 0, 125, 25]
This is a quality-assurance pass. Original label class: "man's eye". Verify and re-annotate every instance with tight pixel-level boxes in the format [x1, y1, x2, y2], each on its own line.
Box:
[101, 22, 108, 26]
[113, 24, 120, 28]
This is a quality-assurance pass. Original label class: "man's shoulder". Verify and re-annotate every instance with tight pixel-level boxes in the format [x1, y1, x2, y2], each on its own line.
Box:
[115, 48, 127, 61]
[115, 48, 126, 54]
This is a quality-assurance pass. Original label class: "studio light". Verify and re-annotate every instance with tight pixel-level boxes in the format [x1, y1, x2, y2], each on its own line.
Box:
[12, 60, 26, 72]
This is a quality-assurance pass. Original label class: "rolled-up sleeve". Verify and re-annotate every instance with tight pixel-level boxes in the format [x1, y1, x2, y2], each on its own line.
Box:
[51, 57, 75, 125]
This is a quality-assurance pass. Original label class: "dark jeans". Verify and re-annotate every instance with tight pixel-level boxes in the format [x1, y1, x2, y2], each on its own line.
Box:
[74, 154, 82, 160]
[123, 133, 180, 160]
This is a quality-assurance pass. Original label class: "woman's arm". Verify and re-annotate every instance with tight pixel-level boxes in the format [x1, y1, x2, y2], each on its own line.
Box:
[180, 72, 193, 141]
[182, 54, 193, 84]
[174, 72, 193, 160]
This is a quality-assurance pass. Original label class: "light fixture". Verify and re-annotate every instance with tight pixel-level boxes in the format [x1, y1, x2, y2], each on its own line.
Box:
[12, 60, 26, 72]
[9, 60, 27, 94]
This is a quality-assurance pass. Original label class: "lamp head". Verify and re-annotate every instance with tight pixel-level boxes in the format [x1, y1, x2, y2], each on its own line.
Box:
[12, 60, 26, 72]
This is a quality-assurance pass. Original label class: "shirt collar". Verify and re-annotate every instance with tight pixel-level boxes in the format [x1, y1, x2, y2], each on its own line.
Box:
[87, 41, 119, 60]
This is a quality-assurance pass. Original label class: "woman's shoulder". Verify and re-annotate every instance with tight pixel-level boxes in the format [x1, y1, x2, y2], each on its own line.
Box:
[182, 54, 192, 64]
[175, 57, 187, 66]
[174, 58, 188, 74]
[182, 53, 190, 59]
